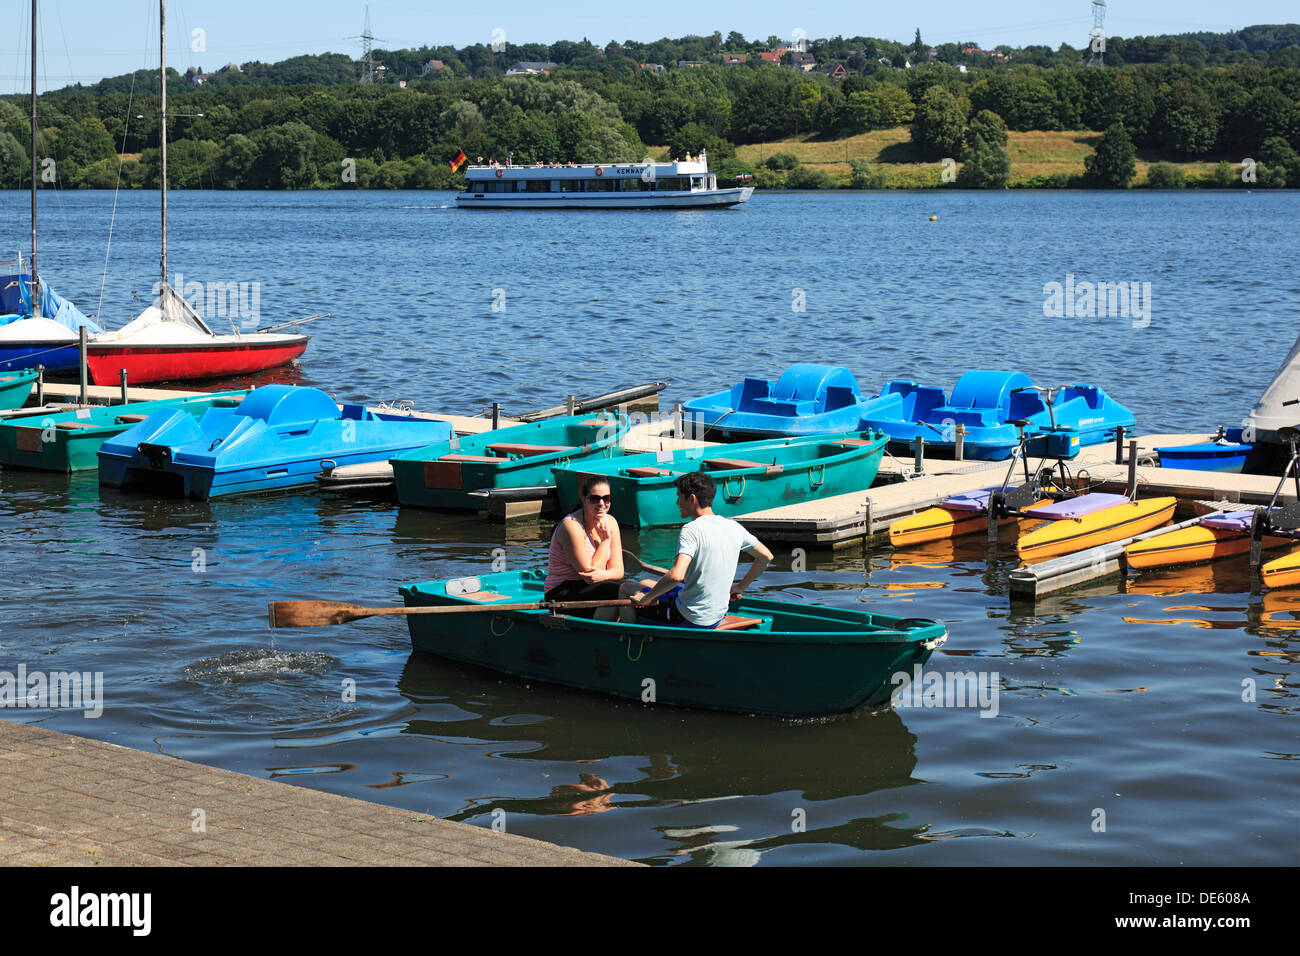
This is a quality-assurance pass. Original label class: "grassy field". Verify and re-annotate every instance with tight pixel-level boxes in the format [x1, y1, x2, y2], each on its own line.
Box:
[731, 129, 1221, 186]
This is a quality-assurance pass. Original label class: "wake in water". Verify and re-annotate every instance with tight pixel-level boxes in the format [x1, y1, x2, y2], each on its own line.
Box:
[183, 648, 336, 683]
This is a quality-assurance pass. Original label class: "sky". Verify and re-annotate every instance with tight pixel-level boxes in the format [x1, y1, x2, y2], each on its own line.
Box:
[2, 0, 1293, 94]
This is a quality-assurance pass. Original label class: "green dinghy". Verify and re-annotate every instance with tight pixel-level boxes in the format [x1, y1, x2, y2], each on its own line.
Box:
[0, 369, 38, 411]
[400, 569, 946, 718]
[0, 389, 249, 471]
[550, 431, 888, 528]
[391, 410, 628, 509]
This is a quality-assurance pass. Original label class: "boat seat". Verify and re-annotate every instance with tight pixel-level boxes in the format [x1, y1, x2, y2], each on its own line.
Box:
[115, 414, 149, 423]
[702, 457, 765, 470]
[458, 591, 512, 603]
[577, 419, 613, 427]
[625, 466, 681, 478]
[716, 615, 763, 630]
[438, 454, 500, 463]
[834, 438, 875, 446]
[55, 421, 94, 430]
[487, 442, 578, 457]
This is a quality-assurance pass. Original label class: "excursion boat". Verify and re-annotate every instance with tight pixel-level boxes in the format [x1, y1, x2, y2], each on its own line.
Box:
[0, 389, 249, 472]
[860, 371, 1136, 461]
[681, 364, 896, 441]
[456, 150, 753, 210]
[399, 569, 947, 718]
[551, 432, 888, 528]
[0, 368, 37, 411]
[391, 411, 628, 510]
[97, 385, 451, 499]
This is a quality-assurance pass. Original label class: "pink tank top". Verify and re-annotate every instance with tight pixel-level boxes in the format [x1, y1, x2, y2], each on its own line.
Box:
[545, 513, 595, 590]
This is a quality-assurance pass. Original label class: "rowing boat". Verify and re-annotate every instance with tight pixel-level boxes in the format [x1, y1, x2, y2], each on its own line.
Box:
[1018, 496, 1177, 562]
[0, 389, 249, 471]
[390, 411, 627, 510]
[0, 368, 37, 411]
[399, 569, 947, 717]
[551, 431, 887, 528]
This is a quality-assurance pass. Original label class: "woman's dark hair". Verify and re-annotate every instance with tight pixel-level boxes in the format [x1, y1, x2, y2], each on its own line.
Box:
[674, 471, 715, 507]
[579, 474, 610, 497]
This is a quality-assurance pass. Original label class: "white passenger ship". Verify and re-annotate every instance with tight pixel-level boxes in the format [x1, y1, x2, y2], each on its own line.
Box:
[456, 150, 753, 209]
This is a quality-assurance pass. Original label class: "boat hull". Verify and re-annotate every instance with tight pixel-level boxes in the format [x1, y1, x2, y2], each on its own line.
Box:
[0, 369, 38, 411]
[1155, 442, 1252, 474]
[551, 432, 887, 529]
[0, 390, 249, 472]
[400, 570, 946, 718]
[1262, 549, 1300, 589]
[85, 336, 308, 386]
[1126, 525, 1291, 570]
[0, 343, 82, 375]
[455, 188, 753, 210]
[1018, 497, 1177, 562]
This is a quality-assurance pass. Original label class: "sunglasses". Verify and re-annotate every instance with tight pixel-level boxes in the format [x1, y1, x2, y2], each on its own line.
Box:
[585, 494, 612, 504]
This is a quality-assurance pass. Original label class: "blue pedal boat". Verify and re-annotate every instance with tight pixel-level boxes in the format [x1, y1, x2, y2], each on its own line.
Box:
[860, 370, 1136, 461]
[681, 364, 898, 440]
[97, 384, 452, 499]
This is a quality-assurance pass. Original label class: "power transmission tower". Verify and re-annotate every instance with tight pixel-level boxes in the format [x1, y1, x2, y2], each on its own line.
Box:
[355, 6, 375, 83]
[1087, 0, 1107, 67]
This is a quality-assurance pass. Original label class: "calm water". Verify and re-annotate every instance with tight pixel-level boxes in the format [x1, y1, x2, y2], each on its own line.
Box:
[1, 189, 1296, 865]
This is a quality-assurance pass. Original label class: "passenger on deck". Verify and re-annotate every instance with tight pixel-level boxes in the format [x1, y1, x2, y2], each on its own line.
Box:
[544, 475, 626, 621]
[626, 472, 773, 629]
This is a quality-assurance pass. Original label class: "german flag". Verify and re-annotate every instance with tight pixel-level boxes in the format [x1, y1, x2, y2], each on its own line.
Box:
[449, 151, 467, 172]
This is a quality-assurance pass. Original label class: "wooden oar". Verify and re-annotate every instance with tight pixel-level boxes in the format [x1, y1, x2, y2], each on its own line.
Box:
[269, 598, 632, 628]
[622, 550, 669, 577]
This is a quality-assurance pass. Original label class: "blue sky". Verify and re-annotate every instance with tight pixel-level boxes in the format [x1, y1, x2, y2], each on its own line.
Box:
[3, 0, 1291, 94]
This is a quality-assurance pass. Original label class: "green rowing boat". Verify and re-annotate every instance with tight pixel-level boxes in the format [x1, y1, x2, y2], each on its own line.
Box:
[391, 411, 628, 509]
[399, 569, 946, 717]
[550, 431, 887, 528]
[0, 369, 38, 411]
[0, 389, 249, 472]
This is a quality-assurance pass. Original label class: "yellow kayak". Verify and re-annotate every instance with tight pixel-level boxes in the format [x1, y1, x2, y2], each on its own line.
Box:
[1262, 548, 1300, 589]
[889, 497, 1049, 547]
[1018, 497, 1177, 562]
[1126, 525, 1291, 570]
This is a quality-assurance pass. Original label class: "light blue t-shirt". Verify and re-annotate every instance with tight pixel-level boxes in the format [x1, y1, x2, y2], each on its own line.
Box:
[674, 514, 759, 626]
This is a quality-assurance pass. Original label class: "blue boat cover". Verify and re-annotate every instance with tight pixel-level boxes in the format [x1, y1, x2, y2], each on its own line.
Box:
[0, 274, 103, 334]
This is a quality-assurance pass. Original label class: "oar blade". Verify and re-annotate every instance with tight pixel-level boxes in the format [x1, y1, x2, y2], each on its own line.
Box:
[268, 600, 374, 628]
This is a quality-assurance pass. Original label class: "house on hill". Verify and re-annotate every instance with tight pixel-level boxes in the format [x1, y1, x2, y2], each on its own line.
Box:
[506, 61, 557, 75]
[789, 51, 816, 72]
[759, 48, 786, 64]
[820, 63, 847, 78]
[721, 53, 748, 65]
[419, 59, 445, 77]
[639, 62, 665, 74]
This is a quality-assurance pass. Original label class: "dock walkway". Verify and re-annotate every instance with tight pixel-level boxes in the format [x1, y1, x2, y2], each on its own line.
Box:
[0, 720, 634, 866]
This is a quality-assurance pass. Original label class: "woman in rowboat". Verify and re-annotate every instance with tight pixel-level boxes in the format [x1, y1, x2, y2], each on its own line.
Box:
[544, 475, 627, 621]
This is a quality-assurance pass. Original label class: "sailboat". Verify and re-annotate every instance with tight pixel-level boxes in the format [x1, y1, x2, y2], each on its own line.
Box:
[0, 0, 104, 374]
[83, 0, 309, 386]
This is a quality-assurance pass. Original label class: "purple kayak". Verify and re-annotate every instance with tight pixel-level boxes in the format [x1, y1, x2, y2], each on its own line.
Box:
[1021, 492, 1129, 521]
[1201, 509, 1255, 533]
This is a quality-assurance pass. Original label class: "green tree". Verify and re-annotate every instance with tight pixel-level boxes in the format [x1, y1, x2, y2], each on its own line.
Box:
[910, 85, 966, 160]
[1212, 161, 1236, 187]
[958, 110, 1010, 188]
[250, 122, 319, 188]
[1260, 136, 1300, 184]
[668, 122, 734, 162]
[214, 133, 258, 188]
[1084, 122, 1137, 187]
[0, 131, 28, 188]
[849, 158, 884, 188]
[786, 164, 833, 188]
[1145, 161, 1185, 188]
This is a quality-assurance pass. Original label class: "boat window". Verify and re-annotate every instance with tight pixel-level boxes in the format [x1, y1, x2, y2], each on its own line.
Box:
[586, 177, 614, 192]
[691, 177, 702, 190]
[525, 179, 549, 192]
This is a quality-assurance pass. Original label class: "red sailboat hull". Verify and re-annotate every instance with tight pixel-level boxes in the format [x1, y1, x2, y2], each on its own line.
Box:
[86, 337, 309, 385]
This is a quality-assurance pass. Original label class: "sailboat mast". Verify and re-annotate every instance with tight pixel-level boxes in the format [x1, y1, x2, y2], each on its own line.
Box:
[30, 0, 39, 315]
[160, 0, 167, 290]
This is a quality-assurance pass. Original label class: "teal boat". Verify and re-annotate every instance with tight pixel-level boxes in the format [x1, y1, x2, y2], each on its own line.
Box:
[391, 411, 628, 510]
[400, 569, 947, 718]
[0, 389, 249, 472]
[550, 431, 887, 528]
[0, 369, 37, 411]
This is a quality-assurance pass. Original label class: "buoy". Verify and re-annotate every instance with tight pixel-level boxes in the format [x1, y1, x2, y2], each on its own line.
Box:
[929, 215, 938, 221]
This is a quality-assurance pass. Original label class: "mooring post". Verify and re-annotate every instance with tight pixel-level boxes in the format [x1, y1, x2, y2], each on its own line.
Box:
[987, 490, 1000, 545]
[119, 368, 129, 405]
[673, 402, 683, 439]
[914, 436, 925, 477]
[35, 365, 44, 407]
[1126, 440, 1139, 498]
[1114, 425, 1125, 465]
[566, 394, 576, 416]
[78, 325, 88, 406]
[954, 424, 965, 462]
[491, 402, 500, 430]
[1248, 509, 1263, 572]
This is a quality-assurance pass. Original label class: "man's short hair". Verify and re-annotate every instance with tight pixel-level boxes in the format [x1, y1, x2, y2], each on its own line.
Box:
[675, 471, 715, 507]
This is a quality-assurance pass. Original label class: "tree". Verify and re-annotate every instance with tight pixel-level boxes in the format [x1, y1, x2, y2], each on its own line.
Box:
[668, 122, 734, 161]
[849, 158, 884, 188]
[910, 85, 966, 160]
[786, 164, 833, 188]
[1084, 122, 1137, 187]
[1260, 135, 1300, 184]
[1145, 161, 1185, 188]
[958, 111, 1010, 188]
[0, 131, 28, 188]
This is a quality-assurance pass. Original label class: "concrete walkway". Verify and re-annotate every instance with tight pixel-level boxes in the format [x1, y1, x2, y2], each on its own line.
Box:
[0, 720, 635, 866]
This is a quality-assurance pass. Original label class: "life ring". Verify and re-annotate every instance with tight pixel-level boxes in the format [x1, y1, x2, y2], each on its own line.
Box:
[594, 166, 604, 176]
[495, 168, 503, 178]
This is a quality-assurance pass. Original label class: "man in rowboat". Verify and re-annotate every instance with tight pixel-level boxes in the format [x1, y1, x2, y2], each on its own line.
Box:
[625, 472, 773, 628]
